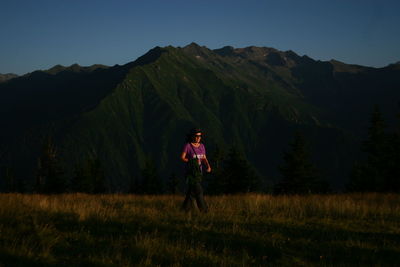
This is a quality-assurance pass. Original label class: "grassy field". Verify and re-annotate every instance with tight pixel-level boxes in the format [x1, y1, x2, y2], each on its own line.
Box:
[0, 193, 400, 266]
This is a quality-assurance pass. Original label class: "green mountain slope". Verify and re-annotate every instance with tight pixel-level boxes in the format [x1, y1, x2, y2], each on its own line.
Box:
[1, 43, 399, 191]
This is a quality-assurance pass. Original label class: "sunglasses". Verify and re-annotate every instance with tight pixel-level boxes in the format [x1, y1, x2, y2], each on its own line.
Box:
[194, 135, 202, 137]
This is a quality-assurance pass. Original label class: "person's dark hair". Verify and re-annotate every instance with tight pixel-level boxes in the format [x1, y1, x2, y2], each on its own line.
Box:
[185, 127, 202, 143]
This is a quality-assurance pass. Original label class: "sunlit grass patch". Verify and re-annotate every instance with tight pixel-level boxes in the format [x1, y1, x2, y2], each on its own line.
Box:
[1, 193, 400, 266]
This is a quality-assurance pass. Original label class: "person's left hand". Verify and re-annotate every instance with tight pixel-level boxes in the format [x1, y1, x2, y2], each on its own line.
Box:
[206, 166, 212, 173]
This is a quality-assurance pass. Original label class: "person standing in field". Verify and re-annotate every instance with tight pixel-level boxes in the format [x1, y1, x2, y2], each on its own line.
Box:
[180, 128, 211, 212]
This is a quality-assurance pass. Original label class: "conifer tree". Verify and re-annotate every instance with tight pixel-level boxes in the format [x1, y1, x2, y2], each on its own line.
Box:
[140, 157, 164, 194]
[363, 105, 388, 181]
[275, 131, 328, 194]
[90, 158, 107, 194]
[4, 167, 15, 192]
[222, 146, 261, 194]
[128, 175, 138, 194]
[382, 104, 400, 192]
[36, 136, 66, 194]
[71, 162, 93, 193]
[347, 105, 388, 192]
[166, 172, 180, 194]
[15, 177, 26, 193]
[347, 161, 369, 192]
[71, 157, 107, 194]
[206, 144, 227, 194]
[4, 168, 26, 193]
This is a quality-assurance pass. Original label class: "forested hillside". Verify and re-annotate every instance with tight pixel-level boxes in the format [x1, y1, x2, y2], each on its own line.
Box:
[1, 43, 399, 192]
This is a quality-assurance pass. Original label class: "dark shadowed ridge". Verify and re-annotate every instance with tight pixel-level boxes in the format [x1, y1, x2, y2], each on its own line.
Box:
[0, 46, 169, 190]
[125, 46, 168, 68]
[0, 46, 167, 132]
[44, 64, 110, 75]
[329, 60, 368, 73]
[213, 46, 235, 56]
[1, 43, 400, 192]
[213, 45, 315, 68]
[213, 45, 280, 60]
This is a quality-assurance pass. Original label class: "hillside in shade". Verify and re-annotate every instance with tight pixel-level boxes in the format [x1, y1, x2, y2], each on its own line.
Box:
[0, 73, 18, 83]
[1, 43, 399, 191]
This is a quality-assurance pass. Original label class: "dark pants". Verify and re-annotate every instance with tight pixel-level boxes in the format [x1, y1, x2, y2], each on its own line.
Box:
[182, 182, 208, 212]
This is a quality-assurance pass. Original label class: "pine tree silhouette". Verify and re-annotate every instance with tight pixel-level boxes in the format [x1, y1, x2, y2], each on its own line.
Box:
[4, 167, 16, 192]
[90, 158, 107, 194]
[71, 162, 93, 193]
[36, 136, 66, 194]
[347, 105, 388, 192]
[275, 131, 328, 194]
[206, 144, 226, 194]
[128, 175, 139, 194]
[222, 146, 261, 194]
[140, 157, 164, 194]
[71, 157, 107, 194]
[166, 172, 180, 194]
[386, 105, 400, 192]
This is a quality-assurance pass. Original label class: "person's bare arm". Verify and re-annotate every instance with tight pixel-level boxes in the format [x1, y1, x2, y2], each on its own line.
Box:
[202, 156, 212, 173]
[180, 152, 189, 163]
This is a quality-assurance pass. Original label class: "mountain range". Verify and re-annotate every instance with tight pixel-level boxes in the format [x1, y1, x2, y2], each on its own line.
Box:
[1, 43, 399, 191]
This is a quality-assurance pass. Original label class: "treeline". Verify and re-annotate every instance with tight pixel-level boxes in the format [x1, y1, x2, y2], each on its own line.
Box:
[1, 105, 399, 195]
[0, 133, 328, 195]
[347, 105, 400, 192]
[273, 104, 400, 194]
[2, 137, 109, 194]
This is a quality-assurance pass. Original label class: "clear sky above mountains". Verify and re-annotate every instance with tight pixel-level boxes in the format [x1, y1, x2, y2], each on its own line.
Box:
[1, 0, 399, 75]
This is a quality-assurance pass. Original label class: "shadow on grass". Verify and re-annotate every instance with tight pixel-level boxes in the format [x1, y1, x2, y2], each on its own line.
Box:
[0, 248, 113, 267]
[58, 214, 280, 266]
[238, 220, 400, 265]
[2, 208, 400, 266]
[0, 249, 52, 267]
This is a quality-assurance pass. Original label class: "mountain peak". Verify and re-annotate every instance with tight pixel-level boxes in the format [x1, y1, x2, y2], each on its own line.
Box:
[183, 42, 209, 51]
[129, 46, 167, 67]
[47, 64, 67, 74]
[214, 45, 279, 57]
[182, 42, 211, 59]
[213, 46, 235, 56]
[329, 59, 366, 73]
[184, 42, 201, 49]
[213, 45, 301, 67]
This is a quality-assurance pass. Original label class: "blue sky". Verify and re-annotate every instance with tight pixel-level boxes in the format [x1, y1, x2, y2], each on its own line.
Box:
[1, 0, 399, 75]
